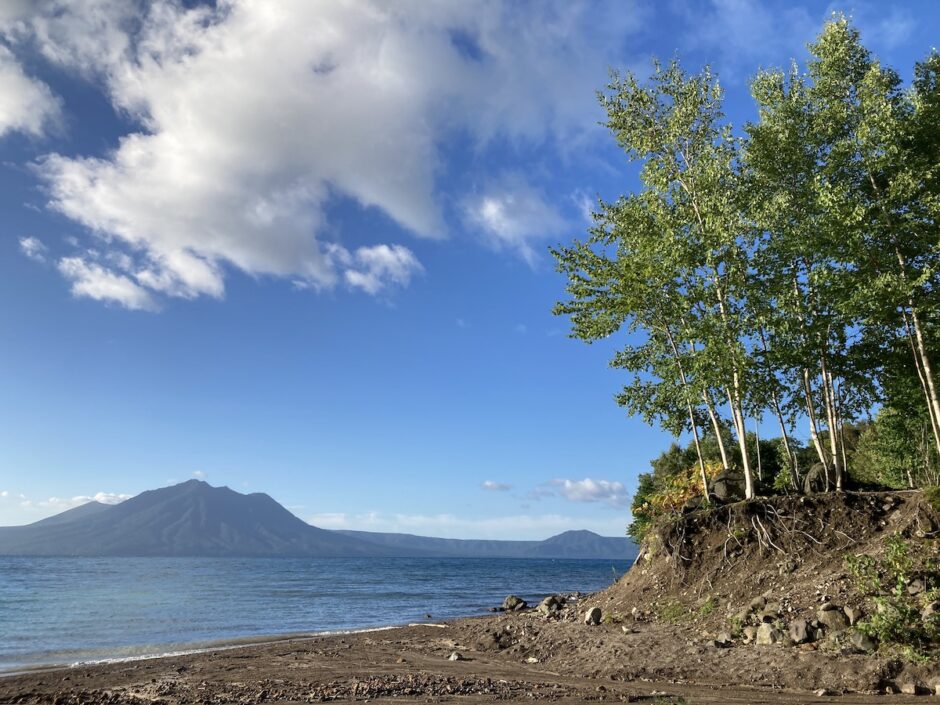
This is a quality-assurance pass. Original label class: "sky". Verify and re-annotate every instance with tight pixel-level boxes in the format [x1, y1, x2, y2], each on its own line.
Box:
[0, 0, 935, 537]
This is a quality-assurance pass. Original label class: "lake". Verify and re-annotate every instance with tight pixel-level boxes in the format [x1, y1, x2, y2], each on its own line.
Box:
[0, 556, 629, 672]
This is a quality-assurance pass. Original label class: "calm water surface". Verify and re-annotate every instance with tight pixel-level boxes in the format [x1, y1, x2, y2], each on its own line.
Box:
[0, 556, 629, 671]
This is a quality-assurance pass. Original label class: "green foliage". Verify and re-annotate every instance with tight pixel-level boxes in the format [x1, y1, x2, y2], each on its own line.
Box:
[846, 535, 940, 652]
[655, 599, 687, 623]
[925, 486, 940, 513]
[851, 407, 939, 489]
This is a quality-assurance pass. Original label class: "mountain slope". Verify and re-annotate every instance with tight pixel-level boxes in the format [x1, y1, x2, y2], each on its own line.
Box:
[0, 481, 637, 559]
[0, 481, 394, 557]
[335, 529, 636, 559]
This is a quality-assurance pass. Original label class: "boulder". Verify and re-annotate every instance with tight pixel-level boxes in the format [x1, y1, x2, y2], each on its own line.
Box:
[848, 630, 877, 653]
[502, 595, 527, 612]
[788, 618, 809, 644]
[710, 470, 745, 502]
[817, 606, 849, 632]
[843, 606, 862, 626]
[755, 623, 781, 645]
[742, 625, 758, 644]
[712, 631, 733, 648]
[802, 463, 830, 494]
[584, 607, 602, 626]
[448, 651, 465, 661]
[907, 578, 926, 596]
[538, 595, 564, 615]
[748, 596, 767, 612]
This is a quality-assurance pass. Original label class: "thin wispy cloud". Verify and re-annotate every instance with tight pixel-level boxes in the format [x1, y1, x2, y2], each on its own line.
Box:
[481, 480, 512, 491]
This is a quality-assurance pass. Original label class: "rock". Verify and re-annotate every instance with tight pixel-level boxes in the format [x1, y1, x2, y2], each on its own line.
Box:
[712, 631, 733, 648]
[756, 609, 779, 623]
[742, 625, 758, 644]
[921, 601, 939, 621]
[818, 601, 838, 611]
[710, 470, 745, 502]
[788, 618, 809, 644]
[907, 578, 926, 596]
[448, 651, 465, 661]
[843, 605, 862, 626]
[803, 463, 829, 494]
[748, 595, 767, 612]
[525, 656, 539, 664]
[537, 595, 563, 615]
[502, 595, 527, 612]
[814, 688, 835, 697]
[848, 630, 877, 653]
[899, 681, 921, 695]
[817, 606, 849, 632]
[756, 623, 781, 645]
[584, 607, 602, 626]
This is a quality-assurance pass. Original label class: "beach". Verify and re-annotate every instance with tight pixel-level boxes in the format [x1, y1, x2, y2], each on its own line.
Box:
[1, 606, 920, 704]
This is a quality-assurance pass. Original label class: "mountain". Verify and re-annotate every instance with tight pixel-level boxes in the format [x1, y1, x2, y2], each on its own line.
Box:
[335, 529, 635, 560]
[0, 480, 394, 557]
[0, 481, 637, 560]
[29, 500, 111, 527]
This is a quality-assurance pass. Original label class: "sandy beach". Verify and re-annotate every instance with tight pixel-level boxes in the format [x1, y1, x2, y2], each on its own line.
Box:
[2, 607, 926, 704]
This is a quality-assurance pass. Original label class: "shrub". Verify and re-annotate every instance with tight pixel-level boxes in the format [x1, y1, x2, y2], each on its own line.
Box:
[845, 534, 940, 653]
[628, 461, 722, 542]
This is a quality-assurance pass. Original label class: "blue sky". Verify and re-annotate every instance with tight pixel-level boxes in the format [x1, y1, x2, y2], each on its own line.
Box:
[0, 0, 935, 536]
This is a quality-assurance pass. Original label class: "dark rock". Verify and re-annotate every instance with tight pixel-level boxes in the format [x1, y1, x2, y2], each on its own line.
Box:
[502, 595, 527, 612]
[710, 470, 745, 502]
[584, 607, 602, 626]
[802, 463, 830, 494]
[712, 631, 733, 648]
[848, 630, 877, 653]
[817, 606, 849, 632]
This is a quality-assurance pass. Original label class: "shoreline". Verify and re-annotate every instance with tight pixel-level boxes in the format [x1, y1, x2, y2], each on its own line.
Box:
[0, 603, 916, 704]
[0, 620, 458, 679]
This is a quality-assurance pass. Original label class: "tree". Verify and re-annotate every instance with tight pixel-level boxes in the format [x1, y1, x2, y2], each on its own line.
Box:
[554, 60, 758, 499]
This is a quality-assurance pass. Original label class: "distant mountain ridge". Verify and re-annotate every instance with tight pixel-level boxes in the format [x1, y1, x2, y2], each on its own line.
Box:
[0, 480, 637, 560]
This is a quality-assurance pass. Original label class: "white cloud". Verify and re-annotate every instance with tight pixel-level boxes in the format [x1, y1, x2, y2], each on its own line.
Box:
[463, 173, 568, 265]
[192, 470, 206, 479]
[57, 256, 157, 311]
[0, 0, 643, 308]
[0, 44, 60, 138]
[550, 478, 630, 508]
[481, 480, 512, 491]
[341, 244, 423, 295]
[11, 491, 130, 511]
[307, 510, 625, 540]
[19, 236, 48, 262]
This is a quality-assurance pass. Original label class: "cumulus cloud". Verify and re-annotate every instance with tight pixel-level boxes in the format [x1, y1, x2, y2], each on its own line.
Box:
[550, 478, 630, 508]
[340, 244, 423, 295]
[12, 491, 130, 511]
[0, 44, 60, 138]
[481, 480, 511, 491]
[19, 236, 48, 263]
[1, 0, 643, 308]
[462, 173, 568, 265]
[57, 256, 157, 311]
[307, 510, 624, 540]
[192, 470, 207, 479]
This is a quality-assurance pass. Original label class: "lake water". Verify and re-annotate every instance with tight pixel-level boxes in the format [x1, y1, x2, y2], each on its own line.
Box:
[0, 556, 630, 672]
